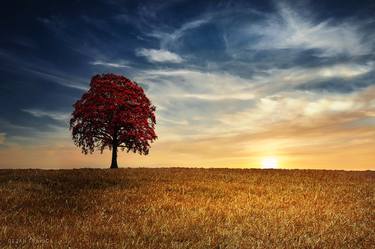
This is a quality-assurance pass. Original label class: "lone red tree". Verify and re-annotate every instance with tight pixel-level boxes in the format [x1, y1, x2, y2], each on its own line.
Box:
[70, 73, 157, 169]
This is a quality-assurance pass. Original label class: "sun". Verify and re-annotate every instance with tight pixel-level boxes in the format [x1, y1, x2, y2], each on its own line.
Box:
[261, 157, 279, 169]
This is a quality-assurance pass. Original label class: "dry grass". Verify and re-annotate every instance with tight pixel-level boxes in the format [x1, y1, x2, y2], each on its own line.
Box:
[0, 168, 374, 248]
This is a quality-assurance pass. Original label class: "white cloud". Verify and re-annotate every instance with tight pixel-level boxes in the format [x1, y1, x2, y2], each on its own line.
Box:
[90, 60, 130, 68]
[136, 48, 184, 63]
[249, 3, 370, 56]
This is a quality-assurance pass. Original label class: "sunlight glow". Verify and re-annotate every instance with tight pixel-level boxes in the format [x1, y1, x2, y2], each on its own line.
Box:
[261, 157, 279, 169]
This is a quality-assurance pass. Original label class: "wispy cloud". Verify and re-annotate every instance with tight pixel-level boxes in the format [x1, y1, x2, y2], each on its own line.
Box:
[0, 117, 68, 147]
[0, 133, 5, 144]
[252, 62, 373, 94]
[0, 49, 88, 91]
[90, 60, 130, 68]
[133, 59, 374, 143]
[22, 109, 70, 122]
[138, 61, 372, 102]
[136, 48, 184, 63]
[25, 69, 88, 91]
[159, 18, 210, 49]
[248, 3, 370, 56]
[135, 68, 254, 103]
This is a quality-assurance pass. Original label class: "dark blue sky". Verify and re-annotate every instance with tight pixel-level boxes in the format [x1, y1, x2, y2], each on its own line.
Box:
[1, 0, 375, 169]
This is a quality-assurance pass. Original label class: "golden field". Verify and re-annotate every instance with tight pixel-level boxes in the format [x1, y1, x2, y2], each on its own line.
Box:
[0, 168, 374, 248]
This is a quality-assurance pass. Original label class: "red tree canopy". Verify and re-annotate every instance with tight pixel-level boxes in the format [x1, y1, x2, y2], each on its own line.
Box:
[70, 74, 157, 167]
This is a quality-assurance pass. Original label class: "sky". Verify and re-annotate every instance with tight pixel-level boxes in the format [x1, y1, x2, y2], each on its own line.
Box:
[0, 0, 374, 170]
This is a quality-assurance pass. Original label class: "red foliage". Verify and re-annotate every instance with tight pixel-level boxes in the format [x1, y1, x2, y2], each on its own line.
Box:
[70, 74, 157, 167]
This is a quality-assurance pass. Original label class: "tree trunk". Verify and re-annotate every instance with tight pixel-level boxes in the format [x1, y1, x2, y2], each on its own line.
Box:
[110, 143, 118, 169]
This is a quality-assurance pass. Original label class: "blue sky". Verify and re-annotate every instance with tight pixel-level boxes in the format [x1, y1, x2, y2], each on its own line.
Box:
[0, 0, 375, 169]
